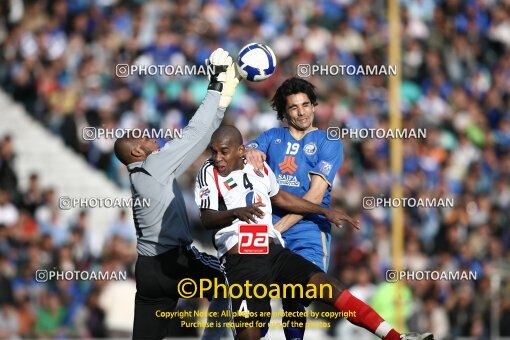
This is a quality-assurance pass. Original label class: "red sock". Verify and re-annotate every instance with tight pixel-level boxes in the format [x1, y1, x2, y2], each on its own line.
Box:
[334, 290, 400, 340]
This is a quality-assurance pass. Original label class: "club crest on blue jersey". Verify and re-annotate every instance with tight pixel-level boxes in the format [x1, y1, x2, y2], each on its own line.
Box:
[274, 138, 282, 144]
[304, 142, 317, 156]
[319, 161, 333, 176]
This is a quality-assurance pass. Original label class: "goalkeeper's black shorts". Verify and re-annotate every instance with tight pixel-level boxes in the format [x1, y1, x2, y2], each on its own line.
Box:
[132, 245, 223, 339]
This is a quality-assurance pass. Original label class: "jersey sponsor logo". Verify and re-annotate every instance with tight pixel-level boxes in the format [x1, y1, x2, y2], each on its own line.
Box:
[274, 138, 282, 144]
[199, 187, 210, 198]
[276, 174, 300, 187]
[224, 178, 238, 190]
[319, 161, 333, 176]
[253, 169, 264, 177]
[238, 224, 269, 254]
[279, 155, 298, 174]
[247, 142, 258, 149]
[304, 142, 317, 156]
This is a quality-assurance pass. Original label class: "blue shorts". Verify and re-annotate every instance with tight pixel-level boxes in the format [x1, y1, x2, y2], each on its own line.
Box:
[282, 226, 331, 272]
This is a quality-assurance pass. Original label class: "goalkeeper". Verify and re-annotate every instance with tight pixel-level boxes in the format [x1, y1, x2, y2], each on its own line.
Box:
[113, 48, 239, 339]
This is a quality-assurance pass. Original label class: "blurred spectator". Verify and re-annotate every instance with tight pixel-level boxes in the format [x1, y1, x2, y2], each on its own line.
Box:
[0, 135, 18, 195]
[74, 288, 106, 338]
[34, 291, 65, 338]
[370, 282, 414, 332]
[0, 252, 15, 305]
[38, 208, 69, 247]
[68, 210, 93, 262]
[21, 173, 42, 215]
[97, 268, 136, 337]
[68, 226, 90, 266]
[418, 295, 450, 340]
[15, 208, 38, 243]
[501, 294, 510, 336]
[34, 188, 57, 224]
[0, 303, 19, 340]
[0, 188, 19, 228]
[16, 296, 36, 338]
[102, 234, 136, 264]
[107, 209, 136, 243]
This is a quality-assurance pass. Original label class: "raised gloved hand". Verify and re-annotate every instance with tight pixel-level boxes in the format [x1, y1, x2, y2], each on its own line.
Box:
[206, 48, 241, 109]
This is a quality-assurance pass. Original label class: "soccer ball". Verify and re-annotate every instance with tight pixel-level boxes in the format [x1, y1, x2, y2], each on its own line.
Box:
[236, 43, 277, 82]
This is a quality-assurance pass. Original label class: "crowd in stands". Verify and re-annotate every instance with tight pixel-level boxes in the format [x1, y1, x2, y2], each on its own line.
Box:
[0, 0, 509, 338]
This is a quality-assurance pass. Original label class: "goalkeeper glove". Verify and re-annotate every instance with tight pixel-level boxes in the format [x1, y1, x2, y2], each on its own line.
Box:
[206, 48, 241, 109]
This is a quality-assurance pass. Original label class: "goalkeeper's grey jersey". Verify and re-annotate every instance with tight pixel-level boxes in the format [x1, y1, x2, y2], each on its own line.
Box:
[127, 90, 224, 256]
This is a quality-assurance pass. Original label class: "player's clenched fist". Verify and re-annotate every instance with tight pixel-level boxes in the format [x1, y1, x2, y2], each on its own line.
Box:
[233, 202, 266, 224]
[206, 48, 241, 109]
[206, 48, 231, 87]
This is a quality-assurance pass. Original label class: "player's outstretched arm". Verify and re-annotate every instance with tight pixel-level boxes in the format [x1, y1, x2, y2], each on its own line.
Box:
[199, 203, 265, 229]
[274, 175, 329, 233]
[271, 189, 360, 229]
[144, 48, 240, 181]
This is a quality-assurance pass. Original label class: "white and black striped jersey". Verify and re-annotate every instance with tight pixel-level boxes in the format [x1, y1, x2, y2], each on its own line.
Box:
[194, 159, 285, 257]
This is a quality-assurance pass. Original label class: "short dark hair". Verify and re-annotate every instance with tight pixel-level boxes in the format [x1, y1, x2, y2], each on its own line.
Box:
[211, 125, 243, 147]
[271, 77, 318, 120]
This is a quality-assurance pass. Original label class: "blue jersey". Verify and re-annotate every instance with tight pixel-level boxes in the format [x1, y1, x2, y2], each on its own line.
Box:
[247, 128, 343, 271]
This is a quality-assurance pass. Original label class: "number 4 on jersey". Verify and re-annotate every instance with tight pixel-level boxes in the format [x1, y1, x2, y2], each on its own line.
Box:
[243, 173, 253, 190]
[238, 300, 250, 318]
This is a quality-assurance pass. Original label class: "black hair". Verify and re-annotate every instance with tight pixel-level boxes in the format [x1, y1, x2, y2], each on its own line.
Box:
[271, 77, 318, 121]
[211, 125, 243, 147]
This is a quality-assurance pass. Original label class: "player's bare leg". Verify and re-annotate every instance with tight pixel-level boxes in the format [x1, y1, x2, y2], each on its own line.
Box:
[235, 326, 261, 340]
[308, 272, 434, 340]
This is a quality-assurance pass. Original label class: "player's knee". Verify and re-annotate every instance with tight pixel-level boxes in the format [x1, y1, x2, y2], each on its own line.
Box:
[308, 272, 344, 304]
